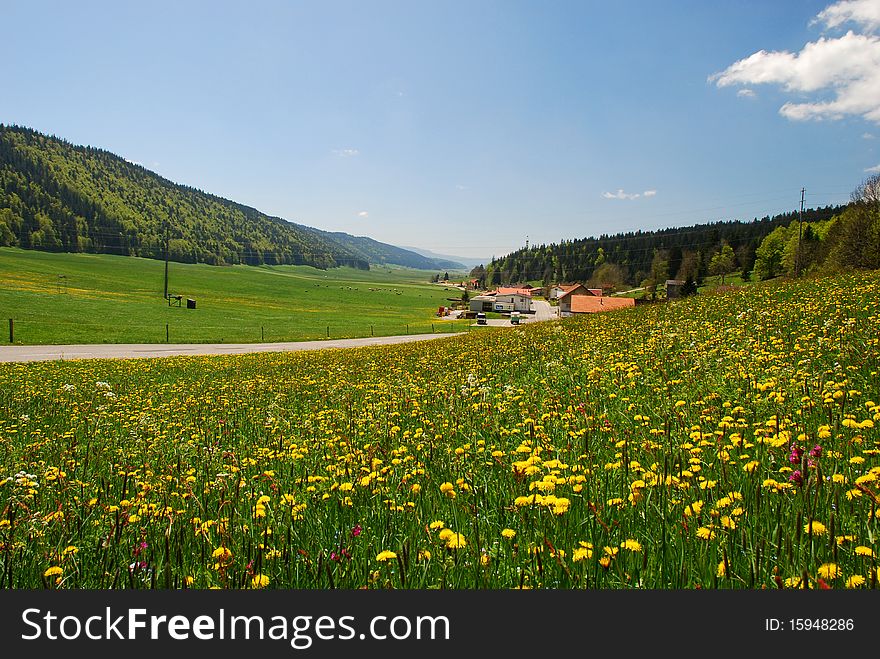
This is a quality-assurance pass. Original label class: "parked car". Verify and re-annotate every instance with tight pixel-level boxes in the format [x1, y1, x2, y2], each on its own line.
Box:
[476, 312, 487, 325]
[510, 313, 521, 325]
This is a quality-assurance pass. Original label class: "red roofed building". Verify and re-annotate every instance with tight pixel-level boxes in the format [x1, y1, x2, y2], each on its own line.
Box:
[569, 295, 635, 314]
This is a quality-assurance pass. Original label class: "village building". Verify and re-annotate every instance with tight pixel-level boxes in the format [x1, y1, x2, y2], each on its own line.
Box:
[469, 295, 497, 313]
[567, 295, 635, 314]
[556, 284, 635, 316]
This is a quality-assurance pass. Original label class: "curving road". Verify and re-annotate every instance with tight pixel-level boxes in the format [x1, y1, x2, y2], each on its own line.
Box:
[0, 332, 465, 364]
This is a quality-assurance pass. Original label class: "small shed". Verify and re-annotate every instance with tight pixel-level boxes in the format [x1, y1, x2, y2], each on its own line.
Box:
[469, 295, 496, 313]
[666, 280, 685, 299]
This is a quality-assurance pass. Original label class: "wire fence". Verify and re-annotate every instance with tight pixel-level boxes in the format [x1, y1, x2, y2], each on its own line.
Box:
[3, 316, 477, 345]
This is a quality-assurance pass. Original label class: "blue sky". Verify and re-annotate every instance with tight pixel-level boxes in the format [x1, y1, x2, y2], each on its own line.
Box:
[3, 0, 878, 261]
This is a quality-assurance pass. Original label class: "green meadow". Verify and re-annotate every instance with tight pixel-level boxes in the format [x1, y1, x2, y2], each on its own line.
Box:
[0, 270, 878, 588]
[0, 248, 470, 344]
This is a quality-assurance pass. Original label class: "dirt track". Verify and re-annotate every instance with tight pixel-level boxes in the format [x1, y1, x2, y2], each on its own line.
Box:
[0, 332, 464, 363]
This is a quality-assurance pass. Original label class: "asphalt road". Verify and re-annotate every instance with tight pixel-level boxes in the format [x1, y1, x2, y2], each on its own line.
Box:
[0, 332, 464, 363]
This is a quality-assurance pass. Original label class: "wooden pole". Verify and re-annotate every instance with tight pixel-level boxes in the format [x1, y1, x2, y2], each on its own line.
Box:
[8, 318, 13, 343]
[166, 323, 169, 343]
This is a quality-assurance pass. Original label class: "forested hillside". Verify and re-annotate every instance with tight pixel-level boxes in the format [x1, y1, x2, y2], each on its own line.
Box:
[0, 125, 460, 271]
[486, 205, 844, 288]
[0, 125, 367, 268]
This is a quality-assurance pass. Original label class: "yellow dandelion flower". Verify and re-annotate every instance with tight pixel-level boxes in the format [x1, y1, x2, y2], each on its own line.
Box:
[250, 574, 270, 588]
[717, 560, 726, 578]
[445, 533, 467, 550]
[620, 539, 642, 553]
[572, 547, 592, 562]
[438, 528, 454, 541]
[854, 546, 875, 558]
[817, 563, 840, 580]
[211, 546, 232, 565]
[376, 550, 397, 562]
[696, 527, 716, 540]
[846, 575, 865, 589]
[598, 556, 612, 569]
[684, 501, 703, 517]
[429, 520, 445, 531]
[804, 521, 827, 535]
[418, 549, 431, 561]
[501, 529, 516, 539]
[43, 566, 63, 578]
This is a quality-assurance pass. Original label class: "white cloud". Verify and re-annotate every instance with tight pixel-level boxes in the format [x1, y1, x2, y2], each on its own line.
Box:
[603, 189, 640, 200]
[814, 0, 880, 31]
[865, 163, 880, 172]
[455, 184, 468, 190]
[603, 189, 657, 200]
[710, 2, 880, 124]
[333, 148, 360, 157]
[864, 132, 876, 138]
[357, 211, 369, 218]
[737, 88, 757, 98]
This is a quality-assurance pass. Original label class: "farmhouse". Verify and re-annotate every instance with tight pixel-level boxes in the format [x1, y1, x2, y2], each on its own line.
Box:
[556, 284, 603, 315]
[568, 295, 635, 314]
[550, 283, 603, 300]
[490, 287, 533, 313]
[556, 284, 635, 316]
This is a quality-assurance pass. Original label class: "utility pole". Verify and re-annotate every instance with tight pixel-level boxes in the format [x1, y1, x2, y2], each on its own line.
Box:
[163, 221, 169, 299]
[794, 187, 805, 278]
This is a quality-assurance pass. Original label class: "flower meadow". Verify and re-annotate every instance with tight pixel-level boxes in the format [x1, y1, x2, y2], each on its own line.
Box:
[1, 272, 878, 589]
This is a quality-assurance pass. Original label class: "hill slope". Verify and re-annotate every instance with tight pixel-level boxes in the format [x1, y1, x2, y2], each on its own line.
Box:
[0, 124, 456, 271]
[487, 206, 845, 287]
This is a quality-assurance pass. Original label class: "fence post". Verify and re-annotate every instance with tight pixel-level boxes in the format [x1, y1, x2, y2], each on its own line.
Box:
[432, 323, 435, 333]
[261, 326, 264, 342]
[8, 318, 13, 343]
[371, 325, 374, 337]
[327, 326, 330, 338]
[406, 324, 409, 335]
[166, 323, 169, 343]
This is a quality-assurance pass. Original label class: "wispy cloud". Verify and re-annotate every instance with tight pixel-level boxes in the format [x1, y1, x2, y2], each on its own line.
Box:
[357, 210, 369, 218]
[455, 184, 468, 191]
[864, 132, 876, 139]
[866, 164, 880, 172]
[710, 1, 880, 124]
[603, 189, 657, 200]
[332, 148, 360, 157]
[813, 0, 880, 31]
[737, 88, 757, 98]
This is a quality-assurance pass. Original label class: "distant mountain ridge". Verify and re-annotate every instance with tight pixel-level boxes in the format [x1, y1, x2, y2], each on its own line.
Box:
[399, 245, 486, 270]
[0, 124, 455, 271]
[314, 231, 465, 271]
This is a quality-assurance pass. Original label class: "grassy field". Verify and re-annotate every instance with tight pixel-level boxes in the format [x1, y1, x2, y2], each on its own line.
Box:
[0, 248, 470, 344]
[1, 269, 878, 589]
